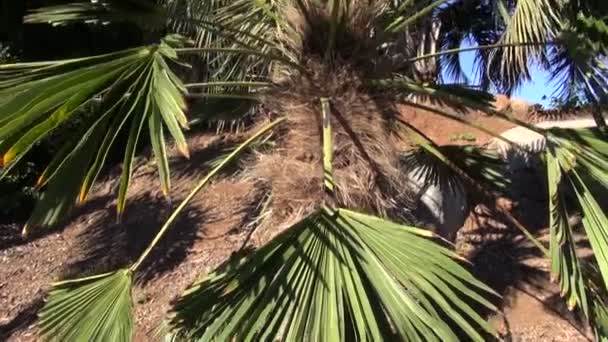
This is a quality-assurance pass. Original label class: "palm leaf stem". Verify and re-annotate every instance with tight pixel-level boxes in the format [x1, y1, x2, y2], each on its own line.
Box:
[130, 117, 286, 271]
[404, 41, 554, 64]
[380, 79, 542, 133]
[174, 47, 305, 73]
[185, 81, 272, 88]
[321, 97, 335, 196]
[387, 0, 450, 32]
[176, 17, 280, 50]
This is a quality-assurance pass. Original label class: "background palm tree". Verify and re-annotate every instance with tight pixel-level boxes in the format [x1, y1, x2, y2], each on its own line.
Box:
[0, 0, 607, 341]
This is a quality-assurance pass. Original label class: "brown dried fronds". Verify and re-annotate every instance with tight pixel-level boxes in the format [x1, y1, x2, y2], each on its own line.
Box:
[246, 153, 324, 241]
[247, 59, 414, 241]
[276, 0, 386, 73]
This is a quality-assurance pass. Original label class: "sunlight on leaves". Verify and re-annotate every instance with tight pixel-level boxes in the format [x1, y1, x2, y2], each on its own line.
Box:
[169, 208, 496, 342]
[39, 270, 133, 342]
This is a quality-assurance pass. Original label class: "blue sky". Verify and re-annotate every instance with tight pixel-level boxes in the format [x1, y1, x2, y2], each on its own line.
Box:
[457, 50, 555, 107]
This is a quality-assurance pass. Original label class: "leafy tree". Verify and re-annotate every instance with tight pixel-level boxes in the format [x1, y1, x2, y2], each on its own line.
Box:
[1, 0, 607, 341]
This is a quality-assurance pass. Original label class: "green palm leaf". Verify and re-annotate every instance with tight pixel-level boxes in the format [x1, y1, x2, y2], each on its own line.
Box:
[38, 270, 133, 342]
[161, 0, 279, 85]
[35, 117, 285, 342]
[369, 77, 496, 114]
[169, 207, 496, 342]
[490, 0, 561, 91]
[547, 7, 608, 129]
[0, 37, 189, 233]
[24, 0, 166, 29]
[592, 286, 608, 342]
[545, 128, 608, 326]
[403, 144, 510, 195]
[546, 143, 588, 313]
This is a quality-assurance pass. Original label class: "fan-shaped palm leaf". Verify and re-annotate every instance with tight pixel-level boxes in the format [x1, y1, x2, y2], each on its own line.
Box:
[403, 144, 510, 195]
[159, 0, 280, 87]
[169, 207, 496, 342]
[24, 0, 166, 29]
[36, 117, 285, 342]
[0, 36, 189, 233]
[490, 0, 562, 92]
[38, 269, 134, 342]
[547, 7, 608, 130]
[549, 21, 608, 104]
[436, 0, 503, 87]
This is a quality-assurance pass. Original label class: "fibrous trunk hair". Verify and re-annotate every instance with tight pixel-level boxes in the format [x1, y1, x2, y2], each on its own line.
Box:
[248, 59, 414, 241]
[240, 1, 415, 241]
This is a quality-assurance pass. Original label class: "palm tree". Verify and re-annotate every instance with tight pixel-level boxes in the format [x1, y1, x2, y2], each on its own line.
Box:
[1, 0, 607, 340]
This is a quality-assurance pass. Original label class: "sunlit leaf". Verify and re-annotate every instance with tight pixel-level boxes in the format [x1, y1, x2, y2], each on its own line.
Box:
[0, 37, 189, 231]
[25, 0, 166, 29]
[545, 127, 608, 322]
[169, 208, 496, 341]
[39, 270, 133, 342]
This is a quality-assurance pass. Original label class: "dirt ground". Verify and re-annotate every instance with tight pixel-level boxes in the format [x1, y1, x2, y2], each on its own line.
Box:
[475, 232, 592, 342]
[0, 97, 595, 341]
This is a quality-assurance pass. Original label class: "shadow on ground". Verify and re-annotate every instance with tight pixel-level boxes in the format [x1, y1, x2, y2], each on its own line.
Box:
[0, 196, 112, 251]
[59, 193, 208, 285]
[0, 193, 206, 340]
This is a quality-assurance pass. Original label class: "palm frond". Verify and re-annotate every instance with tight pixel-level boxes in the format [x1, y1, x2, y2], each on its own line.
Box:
[450, 145, 510, 191]
[386, 0, 449, 33]
[161, 0, 279, 84]
[403, 144, 510, 196]
[545, 128, 608, 317]
[0, 37, 189, 233]
[436, 0, 504, 87]
[24, 0, 166, 30]
[372, 77, 541, 138]
[36, 117, 285, 342]
[546, 144, 588, 313]
[591, 282, 608, 341]
[401, 121, 547, 252]
[547, 9, 608, 113]
[490, 0, 562, 92]
[38, 270, 134, 342]
[169, 207, 496, 341]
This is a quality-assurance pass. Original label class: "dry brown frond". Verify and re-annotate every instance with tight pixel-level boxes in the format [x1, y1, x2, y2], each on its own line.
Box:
[275, 0, 387, 75]
[245, 58, 414, 241]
